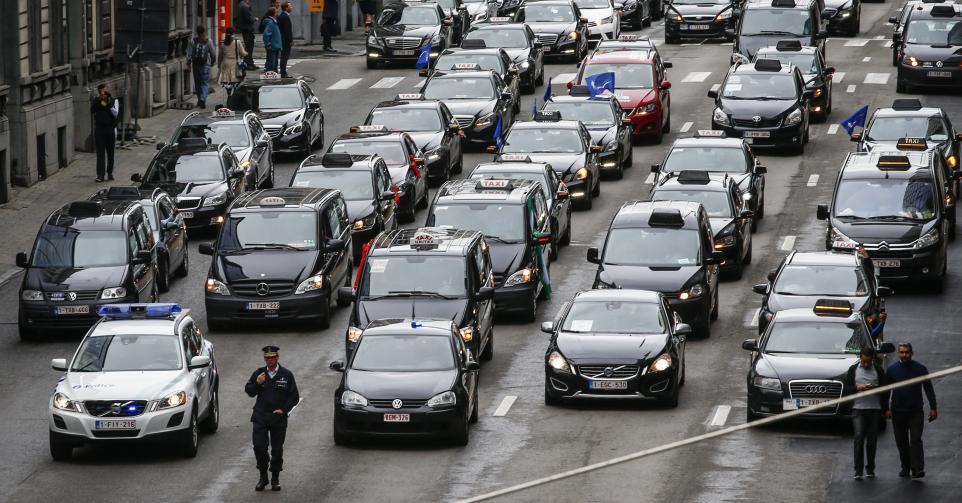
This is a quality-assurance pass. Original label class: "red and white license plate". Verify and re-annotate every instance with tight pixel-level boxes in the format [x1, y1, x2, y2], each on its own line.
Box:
[383, 413, 410, 422]
[873, 259, 900, 268]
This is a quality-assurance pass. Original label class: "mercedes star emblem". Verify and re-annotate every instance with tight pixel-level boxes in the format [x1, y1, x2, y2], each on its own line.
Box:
[752, 115, 762, 123]
[392, 399, 403, 409]
[256, 282, 271, 296]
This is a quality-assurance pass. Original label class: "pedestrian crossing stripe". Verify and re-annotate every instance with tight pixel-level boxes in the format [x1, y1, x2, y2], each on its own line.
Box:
[681, 72, 711, 83]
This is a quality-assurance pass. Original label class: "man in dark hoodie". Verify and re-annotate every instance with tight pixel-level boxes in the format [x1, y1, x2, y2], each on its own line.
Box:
[885, 342, 937, 479]
[845, 346, 888, 480]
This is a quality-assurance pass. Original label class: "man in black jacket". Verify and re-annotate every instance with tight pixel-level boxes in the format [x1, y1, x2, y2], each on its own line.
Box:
[278, 2, 294, 77]
[886, 342, 937, 479]
[844, 347, 888, 479]
[245, 345, 300, 492]
[236, 0, 258, 69]
[90, 84, 119, 182]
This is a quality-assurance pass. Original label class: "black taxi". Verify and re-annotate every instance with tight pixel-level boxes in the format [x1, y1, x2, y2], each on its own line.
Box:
[366, 1, 452, 68]
[754, 40, 834, 121]
[543, 89, 633, 179]
[731, 0, 827, 59]
[512, 0, 590, 62]
[852, 99, 961, 175]
[460, 22, 545, 93]
[227, 72, 324, 154]
[894, 3, 962, 93]
[421, 69, 518, 146]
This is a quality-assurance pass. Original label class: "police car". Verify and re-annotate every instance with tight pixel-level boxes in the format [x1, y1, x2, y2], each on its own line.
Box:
[459, 25, 545, 93]
[664, 0, 738, 44]
[493, 111, 603, 209]
[544, 88, 633, 178]
[743, 300, 895, 421]
[754, 40, 834, 121]
[852, 99, 961, 175]
[894, 3, 962, 92]
[421, 69, 519, 146]
[227, 72, 324, 154]
[366, 2, 452, 68]
[731, 0, 827, 59]
[48, 304, 218, 459]
[512, 0, 590, 61]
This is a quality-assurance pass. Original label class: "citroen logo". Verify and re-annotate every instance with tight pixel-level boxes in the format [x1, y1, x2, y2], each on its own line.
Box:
[752, 116, 762, 123]
[256, 283, 270, 296]
[936, 61, 943, 68]
[878, 241, 890, 251]
[603, 367, 614, 377]
[66, 292, 77, 301]
[392, 399, 403, 409]
[804, 385, 827, 394]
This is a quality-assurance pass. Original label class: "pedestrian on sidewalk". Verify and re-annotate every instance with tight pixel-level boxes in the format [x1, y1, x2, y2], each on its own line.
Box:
[278, 2, 294, 77]
[218, 27, 248, 95]
[90, 84, 119, 182]
[245, 345, 299, 492]
[188, 26, 217, 109]
[322, 0, 341, 52]
[845, 347, 888, 480]
[886, 342, 937, 479]
[259, 0, 281, 33]
[263, 8, 283, 72]
[236, 0, 258, 70]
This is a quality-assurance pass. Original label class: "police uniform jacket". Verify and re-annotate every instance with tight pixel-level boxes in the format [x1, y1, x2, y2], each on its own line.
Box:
[245, 365, 300, 423]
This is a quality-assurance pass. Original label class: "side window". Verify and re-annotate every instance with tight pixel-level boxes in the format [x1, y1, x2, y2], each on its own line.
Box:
[324, 206, 341, 237]
[380, 166, 392, 192]
[158, 197, 175, 220]
[465, 256, 479, 292]
[472, 245, 486, 285]
[533, 192, 548, 227]
[455, 333, 468, 362]
[127, 231, 140, 258]
[405, 138, 418, 156]
[134, 220, 152, 249]
[181, 322, 200, 362]
[336, 197, 350, 230]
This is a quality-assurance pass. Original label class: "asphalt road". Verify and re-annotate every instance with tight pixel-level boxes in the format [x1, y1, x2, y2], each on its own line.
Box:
[2, 4, 961, 502]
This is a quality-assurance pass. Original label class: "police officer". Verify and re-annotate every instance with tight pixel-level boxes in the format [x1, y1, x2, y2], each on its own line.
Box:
[244, 346, 300, 492]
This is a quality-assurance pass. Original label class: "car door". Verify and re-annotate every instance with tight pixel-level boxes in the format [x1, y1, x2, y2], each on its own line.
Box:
[654, 60, 670, 124]
[440, 103, 463, 162]
[375, 163, 397, 230]
[472, 242, 495, 345]
[322, 201, 351, 288]
[181, 321, 211, 412]
[249, 116, 272, 184]
[130, 219, 155, 299]
[301, 82, 323, 141]
[526, 26, 544, 73]
[701, 215, 719, 298]
[403, 135, 427, 202]
[549, 167, 571, 237]
[492, 74, 514, 125]
[532, 191, 552, 266]
[581, 125, 601, 185]
[454, 331, 478, 408]
[158, 195, 187, 268]
[612, 101, 631, 153]
[732, 185, 751, 252]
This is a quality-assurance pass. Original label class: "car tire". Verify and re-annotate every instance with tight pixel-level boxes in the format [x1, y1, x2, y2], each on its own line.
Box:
[642, 12, 652, 27]
[549, 223, 559, 260]
[560, 209, 572, 245]
[709, 288, 719, 322]
[452, 153, 463, 174]
[729, 255, 744, 280]
[317, 292, 333, 330]
[679, 357, 686, 386]
[179, 407, 199, 458]
[591, 176, 600, 196]
[580, 186, 593, 210]
[18, 319, 36, 342]
[49, 431, 73, 461]
[199, 387, 219, 434]
[451, 412, 470, 446]
[480, 330, 494, 361]
[333, 421, 352, 446]
[303, 127, 313, 154]
[174, 248, 189, 278]
[417, 185, 430, 209]
[469, 388, 479, 424]
[149, 279, 159, 303]
[663, 381, 680, 408]
[653, 126, 663, 144]
[366, 58, 377, 69]
[262, 166, 275, 189]
[520, 291, 538, 322]
[623, 145, 633, 168]
[744, 239, 753, 264]
[337, 267, 353, 307]
[662, 112, 670, 134]
[157, 257, 170, 293]
[665, 33, 680, 44]
[746, 406, 759, 422]
[544, 380, 562, 406]
[536, 68, 545, 86]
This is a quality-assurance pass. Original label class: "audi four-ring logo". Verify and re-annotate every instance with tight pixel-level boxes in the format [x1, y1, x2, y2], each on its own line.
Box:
[392, 399, 403, 409]
[256, 283, 270, 296]
[805, 385, 827, 394]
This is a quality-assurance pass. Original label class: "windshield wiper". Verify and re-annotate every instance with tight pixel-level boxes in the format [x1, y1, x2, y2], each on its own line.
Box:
[367, 290, 458, 300]
[872, 215, 927, 222]
[834, 215, 871, 220]
[757, 30, 802, 36]
[243, 243, 301, 250]
[484, 235, 522, 244]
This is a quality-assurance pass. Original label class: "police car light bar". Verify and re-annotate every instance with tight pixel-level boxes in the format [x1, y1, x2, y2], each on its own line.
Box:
[499, 154, 532, 162]
[260, 71, 282, 80]
[459, 39, 487, 49]
[476, 179, 514, 190]
[395, 93, 424, 101]
[876, 155, 913, 170]
[648, 208, 685, 228]
[452, 63, 482, 71]
[754, 58, 783, 72]
[535, 110, 562, 122]
[98, 303, 183, 319]
[896, 137, 927, 151]
[775, 39, 802, 51]
[694, 130, 726, 138]
[813, 299, 853, 317]
[677, 170, 712, 184]
[891, 98, 923, 110]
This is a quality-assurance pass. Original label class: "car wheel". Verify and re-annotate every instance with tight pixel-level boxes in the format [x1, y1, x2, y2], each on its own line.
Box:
[179, 407, 199, 458]
[333, 421, 352, 446]
[663, 380, 680, 408]
[452, 153, 463, 174]
[536, 67, 545, 86]
[591, 175, 600, 196]
[544, 380, 562, 406]
[729, 254, 744, 280]
[579, 186, 593, 210]
[709, 288, 719, 322]
[49, 431, 73, 461]
[642, 11, 652, 27]
[480, 330, 494, 361]
[199, 387, 219, 434]
[679, 357, 686, 386]
[560, 209, 572, 245]
[417, 185, 430, 209]
[746, 406, 759, 422]
[150, 279, 159, 302]
[549, 223, 559, 260]
[665, 33, 680, 44]
[653, 125, 664, 144]
[174, 248, 189, 277]
[744, 239, 753, 264]
[337, 266, 353, 307]
[521, 291, 538, 322]
[469, 388, 479, 424]
[303, 127, 313, 154]
[623, 145, 633, 168]
[157, 257, 170, 293]
[451, 411, 470, 446]
[18, 319, 36, 342]
[756, 194, 765, 219]
[366, 58, 377, 69]
[662, 111, 670, 133]
[317, 292, 333, 330]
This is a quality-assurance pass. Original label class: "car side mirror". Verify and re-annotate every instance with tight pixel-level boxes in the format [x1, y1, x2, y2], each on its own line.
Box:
[156, 142, 166, 150]
[878, 342, 896, 353]
[579, 16, 588, 23]
[449, 123, 460, 131]
[954, 132, 962, 141]
[534, 42, 543, 49]
[486, 146, 497, 153]
[622, 117, 631, 125]
[163, 220, 180, 231]
[230, 168, 245, 179]
[650, 164, 661, 173]
[189, 355, 211, 370]
[419, 69, 429, 77]
[707, 250, 726, 264]
[338, 286, 355, 302]
[755, 165, 767, 174]
[707, 90, 718, 99]
[475, 286, 495, 301]
[329, 360, 345, 372]
[849, 131, 862, 142]
[888, 16, 898, 24]
[324, 239, 346, 252]
[540, 321, 555, 333]
[256, 139, 270, 148]
[199, 242, 215, 255]
[130, 173, 143, 183]
[816, 204, 829, 220]
[664, 61, 673, 69]
[741, 339, 758, 351]
[674, 323, 692, 337]
[51, 358, 68, 371]
[309, 101, 321, 110]
[659, 81, 672, 91]
[15, 252, 28, 268]
[590, 145, 603, 154]
[132, 250, 152, 265]
[815, 31, 828, 40]
[752, 283, 768, 294]
[587, 247, 601, 264]
[380, 190, 397, 201]
[740, 209, 754, 220]
[823, 66, 836, 75]
[877, 286, 894, 297]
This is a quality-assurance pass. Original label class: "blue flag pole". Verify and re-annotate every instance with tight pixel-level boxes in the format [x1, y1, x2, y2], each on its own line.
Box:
[493, 113, 503, 149]
[531, 98, 538, 119]
[543, 77, 552, 102]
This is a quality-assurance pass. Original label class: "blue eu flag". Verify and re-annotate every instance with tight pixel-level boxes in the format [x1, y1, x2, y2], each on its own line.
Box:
[840, 105, 868, 135]
[493, 113, 504, 149]
[531, 98, 538, 119]
[585, 72, 616, 97]
[543, 77, 552, 102]
[416, 42, 433, 70]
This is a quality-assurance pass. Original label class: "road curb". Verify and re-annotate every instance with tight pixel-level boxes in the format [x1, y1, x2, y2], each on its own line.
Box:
[0, 268, 23, 289]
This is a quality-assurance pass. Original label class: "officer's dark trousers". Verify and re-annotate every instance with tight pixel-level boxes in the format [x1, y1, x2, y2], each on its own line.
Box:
[94, 127, 115, 179]
[852, 409, 880, 474]
[241, 30, 256, 67]
[280, 44, 292, 77]
[252, 414, 287, 473]
[892, 409, 924, 472]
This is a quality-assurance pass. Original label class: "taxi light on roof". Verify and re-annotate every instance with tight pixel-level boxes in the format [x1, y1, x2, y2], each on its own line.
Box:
[568, 85, 591, 97]
[98, 303, 183, 319]
[259, 196, 287, 206]
[618, 34, 646, 41]
[694, 129, 726, 138]
[411, 232, 440, 250]
[488, 16, 513, 22]
[813, 299, 853, 317]
[260, 71, 282, 80]
[876, 155, 912, 170]
[535, 110, 563, 122]
[771, 0, 796, 7]
[354, 124, 388, 133]
[930, 5, 957, 17]
[67, 201, 103, 218]
[459, 39, 487, 49]
[499, 154, 532, 162]
[896, 137, 927, 151]
[676, 170, 712, 184]
[754, 58, 783, 72]
[891, 98, 923, 110]
[452, 63, 482, 71]
[321, 153, 355, 167]
[476, 178, 514, 190]
[648, 208, 685, 228]
[775, 40, 802, 51]
[395, 93, 423, 101]
[211, 108, 235, 117]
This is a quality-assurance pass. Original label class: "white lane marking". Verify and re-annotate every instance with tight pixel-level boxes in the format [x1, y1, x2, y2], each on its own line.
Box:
[645, 173, 655, 184]
[709, 405, 732, 427]
[864, 73, 890, 85]
[744, 308, 760, 327]
[370, 76, 405, 88]
[327, 78, 363, 90]
[845, 39, 869, 47]
[846, 84, 857, 93]
[682, 71, 712, 83]
[807, 174, 819, 187]
[413, 79, 426, 88]
[827, 124, 839, 135]
[862, 56, 872, 62]
[720, 42, 734, 46]
[681, 40, 707, 47]
[680, 121, 693, 133]
[493, 395, 518, 417]
[710, 83, 721, 92]
[553, 72, 576, 83]
[780, 235, 796, 251]
[884, 41, 893, 48]
[833, 71, 845, 83]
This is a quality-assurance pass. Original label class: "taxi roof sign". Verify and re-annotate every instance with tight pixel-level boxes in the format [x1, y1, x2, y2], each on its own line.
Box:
[771, 0, 796, 7]
[534, 110, 563, 122]
[351, 124, 389, 133]
[259, 196, 287, 206]
[321, 153, 356, 167]
[395, 93, 424, 101]
[813, 299, 853, 317]
[212, 108, 236, 118]
[677, 170, 712, 184]
[618, 34, 648, 41]
[930, 4, 958, 16]
[891, 98, 923, 110]
[476, 179, 514, 190]
[499, 154, 532, 162]
[775, 39, 802, 51]
[459, 39, 487, 49]
[694, 130, 726, 138]
[754, 58, 783, 72]
[876, 155, 913, 170]
[488, 16, 513, 22]
[648, 208, 686, 228]
[896, 137, 927, 151]
[260, 71, 282, 80]
[411, 232, 441, 250]
[452, 63, 482, 71]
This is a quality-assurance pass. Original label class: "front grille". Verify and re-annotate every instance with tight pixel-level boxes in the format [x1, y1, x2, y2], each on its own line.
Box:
[264, 125, 283, 138]
[92, 430, 141, 438]
[578, 364, 640, 379]
[176, 197, 201, 210]
[536, 33, 559, 46]
[687, 16, 715, 21]
[230, 279, 296, 298]
[368, 399, 428, 409]
[789, 380, 843, 399]
[863, 242, 913, 252]
[85, 400, 149, 418]
[454, 116, 475, 129]
[386, 37, 423, 49]
[732, 117, 782, 128]
[45, 290, 100, 301]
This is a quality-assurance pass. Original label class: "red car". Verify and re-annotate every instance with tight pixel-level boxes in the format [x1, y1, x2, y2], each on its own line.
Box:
[569, 49, 672, 143]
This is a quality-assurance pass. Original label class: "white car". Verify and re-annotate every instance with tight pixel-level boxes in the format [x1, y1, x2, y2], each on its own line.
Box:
[48, 304, 219, 460]
[575, 0, 622, 42]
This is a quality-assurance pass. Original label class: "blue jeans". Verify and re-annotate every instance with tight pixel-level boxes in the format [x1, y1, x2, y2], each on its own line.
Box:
[193, 64, 210, 102]
[266, 49, 280, 72]
[852, 409, 880, 474]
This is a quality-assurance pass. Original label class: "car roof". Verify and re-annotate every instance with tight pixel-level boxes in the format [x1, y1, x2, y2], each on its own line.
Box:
[872, 107, 944, 119]
[909, 3, 962, 18]
[298, 153, 384, 172]
[523, 0, 574, 5]
[370, 227, 481, 255]
[335, 132, 407, 142]
[841, 151, 935, 178]
[612, 200, 703, 227]
[745, 0, 813, 10]
[786, 250, 859, 267]
[546, 95, 618, 105]
[180, 110, 255, 126]
[585, 50, 657, 64]
[471, 23, 527, 31]
[734, 61, 796, 75]
[91, 317, 185, 336]
[573, 289, 662, 303]
[362, 318, 456, 336]
[231, 187, 335, 211]
[430, 70, 497, 80]
[440, 47, 507, 56]
[772, 308, 861, 324]
[46, 200, 141, 230]
[473, 162, 553, 173]
[653, 175, 731, 193]
[436, 177, 540, 202]
[238, 77, 303, 89]
[756, 45, 819, 56]
[90, 186, 166, 204]
[373, 99, 443, 110]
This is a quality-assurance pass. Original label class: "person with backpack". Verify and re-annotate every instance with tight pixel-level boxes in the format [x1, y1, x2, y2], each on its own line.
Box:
[262, 8, 283, 72]
[187, 25, 217, 109]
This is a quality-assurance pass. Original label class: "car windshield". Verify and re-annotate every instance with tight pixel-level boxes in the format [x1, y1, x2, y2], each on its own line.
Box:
[218, 211, 318, 251]
[905, 19, 962, 45]
[144, 154, 225, 183]
[740, 9, 813, 36]
[764, 321, 868, 354]
[258, 87, 303, 109]
[175, 123, 251, 148]
[603, 227, 701, 266]
[31, 229, 127, 268]
[502, 128, 584, 153]
[575, 0, 611, 8]
[774, 265, 868, 296]
[723, 74, 797, 99]
[431, 203, 525, 241]
[650, 190, 733, 218]
[521, 4, 576, 21]
[369, 108, 444, 132]
[583, 64, 654, 89]
[757, 53, 818, 75]
[471, 171, 551, 200]
[424, 77, 496, 100]
[436, 54, 506, 74]
[360, 256, 466, 297]
[673, 0, 728, 4]
[865, 116, 948, 142]
[351, 335, 455, 372]
[291, 170, 375, 200]
[543, 102, 616, 126]
[663, 147, 748, 173]
[834, 176, 937, 221]
[380, 6, 441, 25]
[329, 140, 407, 164]
[465, 29, 529, 48]
[71, 335, 183, 372]
[562, 300, 666, 333]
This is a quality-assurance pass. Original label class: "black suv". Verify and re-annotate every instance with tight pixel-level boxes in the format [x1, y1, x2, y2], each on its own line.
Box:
[665, 0, 739, 44]
[894, 3, 962, 93]
[16, 200, 160, 340]
[227, 74, 324, 154]
[427, 178, 553, 321]
[200, 188, 353, 330]
[588, 201, 724, 337]
[543, 90, 633, 179]
[753, 40, 834, 121]
[366, 2, 452, 68]
[339, 227, 496, 360]
[731, 0, 827, 59]
[427, 47, 522, 102]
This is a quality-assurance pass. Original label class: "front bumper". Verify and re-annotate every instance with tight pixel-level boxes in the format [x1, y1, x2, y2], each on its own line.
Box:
[20, 295, 139, 333]
[860, 245, 945, 282]
[825, 11, 858, 33]
[712, 121, 804, 149]
[747, 385, 853, 419]
[493, 280, 539, 313]
[545, 363, 679, 401]
[180, 204, 228, 232]
[898, 64, 962, 89]
[562, 175, 591, 203]
[461, 120, 498, 145]
[715, 242, 741, 271]
[269, 126, 310, 153]
[542, 39, 580, 58]
[335, 404, 462, 439]
[205, 288, 330, 325]
[366, 45, 438, 65]
[49, 403, 191, 443]
[598, 149, 621, 173]
[628, 108, 663, 137]
[665, 19, 730, 39]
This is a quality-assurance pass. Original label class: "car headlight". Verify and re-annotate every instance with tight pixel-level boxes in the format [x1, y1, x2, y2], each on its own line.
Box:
[354, 214, 376, 231]
[520, 60, 530, 70]
[830, 227, 856, 249]
[753, 375, 781, 391]
[475, 113, 496, 128]
[568, 32, 579, 41]
[158, 391, 187, 409]
[427, 390, 457, 408]
[713, 107, 730, 127]
[903, 55, 919, 67]
[460, 326, 474, 342]
[206, 278, 231, 295]
[785, 108, 802, 126]
[635, 103, 658, 115]
[348, 326, 363, 343]
[21, 290, 43, 301]
[283, 123, 303, 136]
[648, 354, 672, 373]
[430, 33, 442, 44]
[715, 10, 731, 21]
[367, 35, 380, 45]
[426, 147, 442, 161]
[547, 350, 573, 373]
[604, 140, 618, 152]
[52, 392, 81, 412]
[913, 228, 939, 249]
[678, 283, 704, 300]
[203, 192, 228, 207]
[601, 16, 614, 24]
[674, 14, 684, 22]
[575, 167, 590, 180]
[341, 390, 368, 407]
[504, 268, 534, 287]
[715, 235, 736, 249]
[294, 275, 325, 294]
[101, 287, 127, 299]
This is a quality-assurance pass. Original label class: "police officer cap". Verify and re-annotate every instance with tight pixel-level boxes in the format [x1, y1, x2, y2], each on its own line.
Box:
[262, 346, 280, 357]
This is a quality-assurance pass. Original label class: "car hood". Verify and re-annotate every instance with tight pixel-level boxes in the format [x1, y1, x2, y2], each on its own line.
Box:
[504, 48, 532, 63]
[831, 219, 934, 244]
[558, 332, 668, 363]
[902, 44, 962, 63]
[596, 264, 700, 292]
[25, 266, 128, 292]
[738, 35, 808, 58]
[527, 22, 576, 36]
[521, 153, 585, 175]
[345, 200, 378, 221]
[709, 217, 735, 235]
[768, 293, 870, 314]
[62, 371, 185, 401]
[489, 242, 527, 278]
[407, 131, 446, 151]
[760, 353, 857, 382]
[670, 3, 728, 16]
[443, 99, 497, 117]
[719, 98, 796, 119]
[356, 297, 469, 327]
[141, 180, 228, 200]
[580, 7, 614, 23]
[258, 109, 302, 126]
[587, 126, 618, 145]
[345, 369, 457, 399]
[216, 250, 319, 284]
[373, 24, 440, 39]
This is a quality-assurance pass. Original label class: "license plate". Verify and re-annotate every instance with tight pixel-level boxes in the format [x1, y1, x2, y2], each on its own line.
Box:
[180, 211, 194, 219]
[926, 71, 952, 78]
[873, 259, 900, 268]
[394, 50, 415, 56]
[383, 413, 410, 422]
[54, 305, 89, 315]
[745, 131, 770, 138]
[589, 380, 628, 390]
[542, 46, 552, 53]
[95, 420, 137, 430]
[246, 302, 280, 310]
[683, 24, 710, 30]
[783, 398, 830, 410]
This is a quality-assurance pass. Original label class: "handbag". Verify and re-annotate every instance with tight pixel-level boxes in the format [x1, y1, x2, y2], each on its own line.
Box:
[235, 41, 247, 79]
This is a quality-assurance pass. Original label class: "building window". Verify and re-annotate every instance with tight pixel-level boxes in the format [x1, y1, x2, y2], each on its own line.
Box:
[50, 0, 67, 67]
[28, 0, 43, 73]
[100, 0, 113, 50]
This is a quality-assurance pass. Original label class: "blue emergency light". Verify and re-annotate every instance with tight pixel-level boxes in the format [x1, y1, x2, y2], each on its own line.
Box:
[411, 320, 423, 329]
[98, 303, 183, 318]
